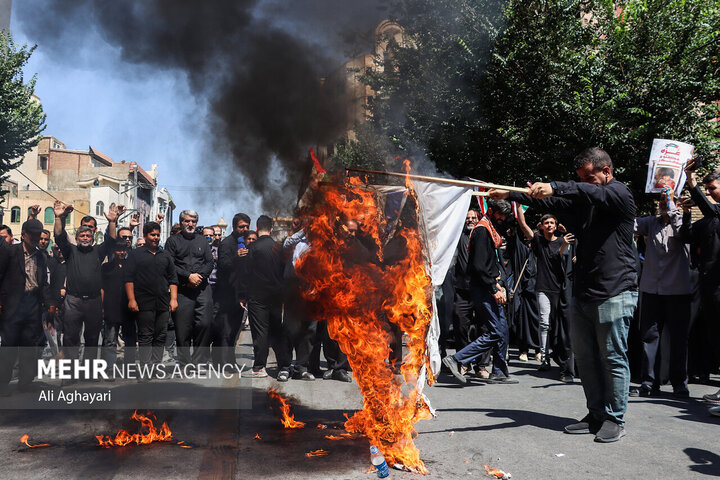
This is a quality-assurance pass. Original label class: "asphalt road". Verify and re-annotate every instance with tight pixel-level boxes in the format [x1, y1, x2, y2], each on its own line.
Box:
[2, 330, 719, 479]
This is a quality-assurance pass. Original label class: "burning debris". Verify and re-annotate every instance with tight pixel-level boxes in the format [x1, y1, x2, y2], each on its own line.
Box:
[325, 433, 353, 440]
[484, 464, 512, 479]
[267, 388, 306, 429]
[305, 449, 330, 458]
[19, 435, 50, 448]
[296, 168, 435, 473]
[95, 410, 173, 448]
[254, 433, 262, 440]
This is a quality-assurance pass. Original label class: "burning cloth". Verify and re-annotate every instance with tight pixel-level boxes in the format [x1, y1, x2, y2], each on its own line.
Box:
[295, 175, 470, 472]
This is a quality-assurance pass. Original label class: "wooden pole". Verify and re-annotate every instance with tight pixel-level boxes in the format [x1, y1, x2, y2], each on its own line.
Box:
[346, 167, 529, 193]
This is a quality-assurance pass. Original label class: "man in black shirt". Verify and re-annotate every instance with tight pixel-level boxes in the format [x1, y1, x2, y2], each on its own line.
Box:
[53, 200, 118, 366]
[164, 209, 214, 366]
[0, 219, 54, 395]
[443, 200, 518, 385]
[516, 211, 575, 380]
[492, 147, 638, 443]
[681, 166, 720, 401]
[101, 242, 130, 368]
[245, 215, 291, 380]
[125, 222, 179, 368]
[216, 213, 251, 366]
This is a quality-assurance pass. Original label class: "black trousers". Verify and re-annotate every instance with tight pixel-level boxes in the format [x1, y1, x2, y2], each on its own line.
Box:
[0, 293, 44, 386]
[212, 305, 244, 366]
[120, 312, 138, 364]
[62, 294, 102, 361]
[174, 285, 213, 366]
[689, 281, 720, 378]
[310, 320, 349, 372]
[284, 285, 316, 373]
[639, 292, 691, 390]
[137, 309, 170, 366]
[248, 297, 291, 370]
[453, 288, 491, 367]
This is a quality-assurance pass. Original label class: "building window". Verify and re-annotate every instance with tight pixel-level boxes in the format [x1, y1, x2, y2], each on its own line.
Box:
[10, 207, 20, 223]
[44, 207, 54, 224]
[27, 207, 33, 219]
[39, 155, 48, 171]
[95, 201, 104, 216]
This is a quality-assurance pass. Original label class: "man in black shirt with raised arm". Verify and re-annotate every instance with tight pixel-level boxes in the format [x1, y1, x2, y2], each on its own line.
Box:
[53, 200, 119, 367]
[164, 209, 214, 366]
[491, 147, 638, 443]
[125, 222, 178, 370]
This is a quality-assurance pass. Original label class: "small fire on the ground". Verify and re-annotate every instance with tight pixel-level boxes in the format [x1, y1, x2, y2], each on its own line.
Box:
[324, 433, 353, 440]
[484, 464, 511, 479]
[19, 434, 49, 448]
[95, 410, 173, 447]
[267, 388, 306, 429]
[254, 433, 261, 440]
[305, 449, 329, 458]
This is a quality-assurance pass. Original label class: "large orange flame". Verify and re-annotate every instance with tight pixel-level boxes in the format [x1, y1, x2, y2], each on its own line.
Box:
[19, 434, 49, 448]
[95, 410, 173, 447]
[267, 388, 306, 429]
[295, 170, 434, 472]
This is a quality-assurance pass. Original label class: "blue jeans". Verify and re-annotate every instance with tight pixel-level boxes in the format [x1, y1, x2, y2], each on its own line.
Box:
[453, 288, 509, 377]
[570, 290, 638, 425]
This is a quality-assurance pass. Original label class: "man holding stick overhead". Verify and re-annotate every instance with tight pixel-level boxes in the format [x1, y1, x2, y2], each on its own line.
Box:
[490, 147, 638, 443]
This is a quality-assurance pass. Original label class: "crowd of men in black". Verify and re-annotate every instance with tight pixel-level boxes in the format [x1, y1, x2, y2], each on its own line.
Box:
[0, 199, 367, 396]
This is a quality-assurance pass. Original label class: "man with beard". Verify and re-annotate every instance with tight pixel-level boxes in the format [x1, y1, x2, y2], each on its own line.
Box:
[492, 147, 637, 443]
[54, 201, 119, 370]
[0, 219, 54, 395]
[451, 209, 491, 379]
[443, 199, 518, 385]
[217, 214, 251, 367]
[204, 225, 224, 366]
[125, 222, 179, 370]
[164, 210, 214, 366]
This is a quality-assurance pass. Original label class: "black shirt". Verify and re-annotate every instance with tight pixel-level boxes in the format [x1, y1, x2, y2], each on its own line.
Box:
[452, 229, 472, 290]
[509, 178, 637, 302]
[217, 232, 249, 305]
[55, 230, 114, 297]
[467, 225, 501, 293]
[164, 231, 213, 288]
[124, 246, 178, 311]
[682, 185, 720, 284]
[102, 257, 127, 317]
[247, 235, 285, 301]
[532, 234, 565, 294]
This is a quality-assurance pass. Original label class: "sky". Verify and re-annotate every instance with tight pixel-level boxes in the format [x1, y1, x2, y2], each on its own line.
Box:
[10, 0, 390, 226]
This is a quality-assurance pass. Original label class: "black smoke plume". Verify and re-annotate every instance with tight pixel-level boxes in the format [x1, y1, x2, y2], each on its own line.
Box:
[14, 0, 390, 211]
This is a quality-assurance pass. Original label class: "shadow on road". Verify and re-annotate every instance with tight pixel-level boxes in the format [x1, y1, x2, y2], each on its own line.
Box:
[426, 407, 576, 433]
[685, 448, 720, 476]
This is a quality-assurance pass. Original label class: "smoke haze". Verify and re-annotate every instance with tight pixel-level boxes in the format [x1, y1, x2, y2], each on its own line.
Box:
[14, 0, 391, 211]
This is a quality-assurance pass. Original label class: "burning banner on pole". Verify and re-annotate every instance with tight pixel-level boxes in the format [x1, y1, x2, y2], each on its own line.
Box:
[294, 164, 471, 473]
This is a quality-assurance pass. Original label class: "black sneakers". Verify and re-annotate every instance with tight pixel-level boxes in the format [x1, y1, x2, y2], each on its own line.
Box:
[564, 414, 603, 435]
[487, 374, 519, 384]
[594, 420, 626, 443]
[442, 356, 467, 384]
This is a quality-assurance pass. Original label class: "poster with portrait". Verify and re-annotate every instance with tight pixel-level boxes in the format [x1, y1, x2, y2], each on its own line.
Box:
[645, 139, 694, 195]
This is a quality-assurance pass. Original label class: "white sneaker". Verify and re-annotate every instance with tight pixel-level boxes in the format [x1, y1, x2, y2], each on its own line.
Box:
[519, 353, 528, 362]
[247, 368, 268, 378]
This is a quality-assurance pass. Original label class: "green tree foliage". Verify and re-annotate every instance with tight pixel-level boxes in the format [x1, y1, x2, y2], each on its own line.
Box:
[358, 0, 720, 212]
[0, 31, 45, 196]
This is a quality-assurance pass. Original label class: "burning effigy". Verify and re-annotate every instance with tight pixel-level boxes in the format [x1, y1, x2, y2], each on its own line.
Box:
[294, 163, 457, 473]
